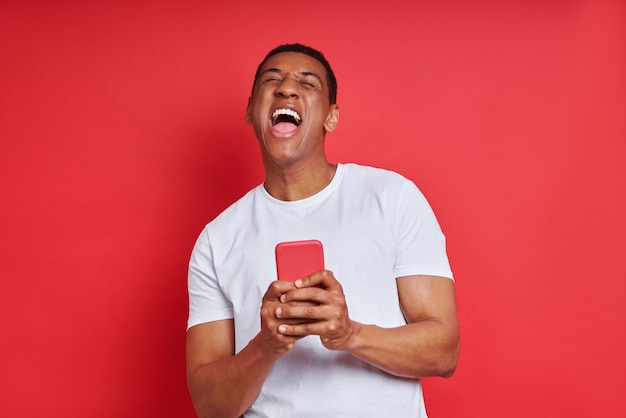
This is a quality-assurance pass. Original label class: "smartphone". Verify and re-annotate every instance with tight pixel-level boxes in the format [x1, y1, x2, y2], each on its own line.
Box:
[275, 239, 325, 282]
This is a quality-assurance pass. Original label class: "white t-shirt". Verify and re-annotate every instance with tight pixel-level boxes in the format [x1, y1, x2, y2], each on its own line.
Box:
[188, 163, 453, 417]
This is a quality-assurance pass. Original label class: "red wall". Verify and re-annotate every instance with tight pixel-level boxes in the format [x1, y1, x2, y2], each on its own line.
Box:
[1, 1, 625, 416]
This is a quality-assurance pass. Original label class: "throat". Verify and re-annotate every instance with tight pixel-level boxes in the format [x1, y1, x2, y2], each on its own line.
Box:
[264, 163, 337, 201]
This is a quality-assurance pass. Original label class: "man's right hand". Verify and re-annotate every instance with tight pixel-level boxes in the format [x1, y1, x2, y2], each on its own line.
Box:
[255, 279, 317, 358]
[186, 277, 322, 418]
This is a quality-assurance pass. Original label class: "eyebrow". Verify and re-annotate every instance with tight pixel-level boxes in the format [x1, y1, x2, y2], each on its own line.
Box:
[260, 68, 282, 77]
[259, 68, 323, 83]
[300, 72, 323, 83]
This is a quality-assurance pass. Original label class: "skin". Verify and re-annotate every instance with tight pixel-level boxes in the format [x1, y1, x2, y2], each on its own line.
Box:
[245, 51, 339, 201]
[186, 51, 460, 418]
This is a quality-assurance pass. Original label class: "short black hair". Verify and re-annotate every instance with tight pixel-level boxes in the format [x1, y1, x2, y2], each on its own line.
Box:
[251, 43, 337, 104]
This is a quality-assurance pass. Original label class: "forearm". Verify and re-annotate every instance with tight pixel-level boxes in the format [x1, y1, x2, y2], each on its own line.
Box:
[187, 335, 276, 418]
[342, 319, 459, 378]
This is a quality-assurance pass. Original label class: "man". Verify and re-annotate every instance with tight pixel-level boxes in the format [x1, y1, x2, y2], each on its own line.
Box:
[186, 43, 459, 418]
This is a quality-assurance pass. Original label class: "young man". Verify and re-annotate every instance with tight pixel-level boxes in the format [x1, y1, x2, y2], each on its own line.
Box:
[186, 43, 459, 418]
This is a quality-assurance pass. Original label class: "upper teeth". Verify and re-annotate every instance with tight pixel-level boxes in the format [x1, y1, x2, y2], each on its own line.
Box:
[272, 108, 301, 123]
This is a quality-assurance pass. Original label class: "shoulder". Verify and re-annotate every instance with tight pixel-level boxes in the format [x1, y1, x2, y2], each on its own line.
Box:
[341, 163, 418, 193]
[204, 185, 262, 233]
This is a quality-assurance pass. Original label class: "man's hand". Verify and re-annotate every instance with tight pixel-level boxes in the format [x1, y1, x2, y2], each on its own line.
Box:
[257, 279, 317, 358]
[274, 270, 355, 350]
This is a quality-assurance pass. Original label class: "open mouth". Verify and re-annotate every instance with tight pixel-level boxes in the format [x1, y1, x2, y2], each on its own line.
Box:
[271, 108, 302, 127]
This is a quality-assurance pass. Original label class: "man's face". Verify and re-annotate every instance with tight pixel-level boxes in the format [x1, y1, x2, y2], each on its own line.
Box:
[246, 51, 338, 168]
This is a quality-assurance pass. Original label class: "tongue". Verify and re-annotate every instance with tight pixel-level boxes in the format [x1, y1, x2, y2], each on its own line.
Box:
[274, 122, 298, 134]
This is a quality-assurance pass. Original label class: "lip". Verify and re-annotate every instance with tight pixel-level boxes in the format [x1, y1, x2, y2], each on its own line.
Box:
[268, 105, 302, 138]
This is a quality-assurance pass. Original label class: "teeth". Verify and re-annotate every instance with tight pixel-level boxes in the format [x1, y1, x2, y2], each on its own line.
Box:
[271, 108, 301, 125]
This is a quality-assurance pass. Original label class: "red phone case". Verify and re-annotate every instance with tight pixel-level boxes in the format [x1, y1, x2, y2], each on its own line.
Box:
[275, 240, 325, 281]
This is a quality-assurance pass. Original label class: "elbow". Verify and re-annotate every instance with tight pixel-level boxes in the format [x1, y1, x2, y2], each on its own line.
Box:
[191, 395, 245, 418]
[406, 339, 459, 379]
[438, 339, 460, 378]
[431, 352, 458, 378]
[194, 405, 242, 418]
[424, 331, 459, 378]
[440, 359, 457, 378]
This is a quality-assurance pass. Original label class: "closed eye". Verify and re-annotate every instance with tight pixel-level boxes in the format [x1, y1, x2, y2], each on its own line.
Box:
[258, 68, 283, 85]
[262, 76, 282, 84]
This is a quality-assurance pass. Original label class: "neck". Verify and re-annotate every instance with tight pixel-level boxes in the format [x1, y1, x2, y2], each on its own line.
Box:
[263, 159, 337, 201]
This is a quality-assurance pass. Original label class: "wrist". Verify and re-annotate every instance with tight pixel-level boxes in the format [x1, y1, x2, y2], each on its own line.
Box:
[248, 333, 283, 362]
[334, 320, 363, 353]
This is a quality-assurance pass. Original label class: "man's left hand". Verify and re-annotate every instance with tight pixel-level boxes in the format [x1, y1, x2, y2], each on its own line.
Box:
[275, 269, 356, 351]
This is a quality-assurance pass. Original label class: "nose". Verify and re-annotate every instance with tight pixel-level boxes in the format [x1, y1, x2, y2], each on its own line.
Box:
[275, 77, 299, 98]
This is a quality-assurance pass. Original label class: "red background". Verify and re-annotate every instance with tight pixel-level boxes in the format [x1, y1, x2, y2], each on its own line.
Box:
[1, 1, 625, 416]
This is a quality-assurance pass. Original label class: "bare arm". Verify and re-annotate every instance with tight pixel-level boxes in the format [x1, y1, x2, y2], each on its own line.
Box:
[186, 280, 305, 418]
[342, 274, 459, 377]
[276, 271, 460, 378]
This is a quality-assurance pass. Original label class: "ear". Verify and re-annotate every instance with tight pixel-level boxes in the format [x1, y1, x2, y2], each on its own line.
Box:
[245, 97, 252, 125]
[324, 105, 339, 132]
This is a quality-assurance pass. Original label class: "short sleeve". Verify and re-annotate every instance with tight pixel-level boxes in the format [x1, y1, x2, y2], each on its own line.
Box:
[393, 181, 454, 280]
[187, 227, 234, 330]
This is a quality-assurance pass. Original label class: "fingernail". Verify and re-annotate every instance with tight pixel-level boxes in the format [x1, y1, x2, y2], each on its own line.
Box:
[278, 325, 286, 334]
[276, 308, 282, 317]
[295, 279, 303, 287]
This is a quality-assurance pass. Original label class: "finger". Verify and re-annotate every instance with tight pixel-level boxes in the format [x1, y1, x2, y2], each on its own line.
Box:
[295, 270, 339, 291]
[278, 322, 318, 337]
[280, 285, 324, 305]
[276, 304, 319, 320]
[263, 279, 297, 301]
